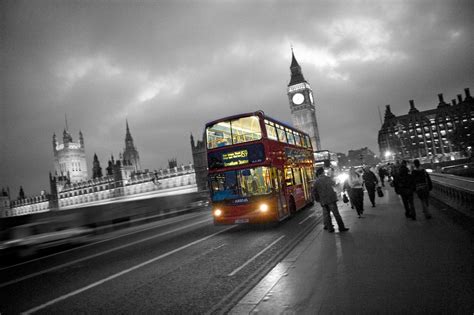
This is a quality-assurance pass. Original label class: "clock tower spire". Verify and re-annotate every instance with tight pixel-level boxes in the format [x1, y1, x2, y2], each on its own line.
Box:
[287, 50, 321, 151]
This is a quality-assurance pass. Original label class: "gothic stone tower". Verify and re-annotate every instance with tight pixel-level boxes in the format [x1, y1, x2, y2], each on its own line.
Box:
[191, 132, 208, 192]
[287, 50, 321, 151]
[122, 120, 141, 173]
[52, 127, 88, 183]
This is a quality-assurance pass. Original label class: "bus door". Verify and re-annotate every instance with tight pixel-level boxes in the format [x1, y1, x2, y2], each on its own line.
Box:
[274, 168, 288, 218]
[301, 167, 310, 201]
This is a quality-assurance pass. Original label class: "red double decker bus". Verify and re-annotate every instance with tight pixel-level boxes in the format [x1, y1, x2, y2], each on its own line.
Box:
[205, 111, 315, 225]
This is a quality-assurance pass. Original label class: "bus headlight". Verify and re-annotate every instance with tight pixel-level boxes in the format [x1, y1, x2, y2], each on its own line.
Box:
[259, 203, 269, 213]
[214, 209, 222, 217]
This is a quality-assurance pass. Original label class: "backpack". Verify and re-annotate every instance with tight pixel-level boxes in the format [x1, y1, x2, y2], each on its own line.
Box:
[414, 170, 428, 192]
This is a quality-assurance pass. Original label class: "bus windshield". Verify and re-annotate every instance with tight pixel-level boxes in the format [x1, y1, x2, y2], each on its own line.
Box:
[209, 166, 276, 201]
[206, 115, 262, 149]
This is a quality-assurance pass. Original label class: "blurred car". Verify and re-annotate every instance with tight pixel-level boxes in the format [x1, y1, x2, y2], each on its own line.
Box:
[0, 221, 92, 258]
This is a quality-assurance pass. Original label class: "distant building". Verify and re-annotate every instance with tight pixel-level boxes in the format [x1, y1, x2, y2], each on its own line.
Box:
[3, 121, 197, 217]
[54, 159, 196, 210]
[336, 153, 349, 167]
[378, 88, 474, 162]
[53, 127, 88, 183]
[346, 147, 380, 167]
[287, 50, 321, 151]
[1, 188, 52, 218]
[122, 120, 141, 173]
[191, 133, 208, 192]
[0, 188, 11, 218]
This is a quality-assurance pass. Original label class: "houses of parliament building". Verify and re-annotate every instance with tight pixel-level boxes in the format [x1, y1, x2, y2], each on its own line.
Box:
[378, 88, 473, 162]
[1, 122, 199, 218]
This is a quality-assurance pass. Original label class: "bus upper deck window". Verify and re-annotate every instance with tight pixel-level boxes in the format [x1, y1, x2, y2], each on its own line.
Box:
[277, 127, 287, 143]
[207, 122, 232, 149]
[231, 116, 262, 145]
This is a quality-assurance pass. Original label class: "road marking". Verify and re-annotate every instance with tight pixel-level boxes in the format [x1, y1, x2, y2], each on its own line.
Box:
[0, 211, 208, 272]
[299, 213, 315, 225]
[0, 218, 212, 288]
[21, 226, 235, 315]
[228, 235, 285, 277]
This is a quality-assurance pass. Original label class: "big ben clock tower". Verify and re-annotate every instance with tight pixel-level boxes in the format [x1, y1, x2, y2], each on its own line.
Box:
[287, 50, 321, 151]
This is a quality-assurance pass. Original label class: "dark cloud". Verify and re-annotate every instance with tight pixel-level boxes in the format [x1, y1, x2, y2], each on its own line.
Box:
[2, 0, 473, 195]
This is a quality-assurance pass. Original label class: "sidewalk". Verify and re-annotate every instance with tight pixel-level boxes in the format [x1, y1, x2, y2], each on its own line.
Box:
[230, 187, 474, 314]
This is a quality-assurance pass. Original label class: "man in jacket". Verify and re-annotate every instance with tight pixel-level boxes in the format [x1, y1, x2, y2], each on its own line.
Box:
[363, 166, 379, 207]
[412, 159, 433, 219]
[312, 167, 349, 233]
[393, 160, 417, 220]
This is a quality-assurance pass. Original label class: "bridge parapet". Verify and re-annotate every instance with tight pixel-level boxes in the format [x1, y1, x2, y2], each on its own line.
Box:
[430, 173, 474, 218]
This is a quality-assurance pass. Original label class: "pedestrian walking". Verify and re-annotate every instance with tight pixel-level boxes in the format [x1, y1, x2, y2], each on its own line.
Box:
[378, 166, 388, 187]
[363, 166, 378, 207]
[347, 167, 365, 218]
[412, 159, 433, 219]
[312, 167, 349, 233]
[393, 160, 417, 220]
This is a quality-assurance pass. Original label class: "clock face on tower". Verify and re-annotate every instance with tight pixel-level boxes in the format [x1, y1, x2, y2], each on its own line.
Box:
[292, 93, 304, 105]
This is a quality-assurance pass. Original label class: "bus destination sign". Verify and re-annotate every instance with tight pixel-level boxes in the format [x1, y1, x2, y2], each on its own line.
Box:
[208, 143, 265, 169]
[223, 150, 249, 167]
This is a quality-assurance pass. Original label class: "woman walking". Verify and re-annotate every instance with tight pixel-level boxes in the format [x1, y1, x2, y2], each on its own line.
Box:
[347, 167, 365, 218]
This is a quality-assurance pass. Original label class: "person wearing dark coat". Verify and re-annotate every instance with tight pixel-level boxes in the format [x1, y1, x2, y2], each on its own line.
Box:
[393, 160, 417, 220]
[378, 166, 387, 187]
[312, 167, 349, 233]
[363, 166, 378, 207]
[412, 159, 433, 219]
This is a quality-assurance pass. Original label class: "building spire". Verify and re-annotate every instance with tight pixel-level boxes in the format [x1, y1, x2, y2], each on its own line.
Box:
[288, 48, 307, 86]
[65, 114, 69, 131]
[125, 119, 133, 142]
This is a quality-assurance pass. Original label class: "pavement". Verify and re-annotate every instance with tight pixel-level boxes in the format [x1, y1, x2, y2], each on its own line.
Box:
[230, 186, 474, 314]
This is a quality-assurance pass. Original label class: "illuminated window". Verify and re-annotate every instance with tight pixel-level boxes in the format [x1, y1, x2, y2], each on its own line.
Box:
[206, 115, 262, 149]
[265, 120, 278, 141]
[207, 121, 232, 149]
[294, 133, 302, 147]
[285, 167, 294, 186]
[276, 126, 287, 143]
[231, 116, 262, 145]
[293, 168, 302, 185]
[305, 135, 312, 149]
[286, 129, 296, 145]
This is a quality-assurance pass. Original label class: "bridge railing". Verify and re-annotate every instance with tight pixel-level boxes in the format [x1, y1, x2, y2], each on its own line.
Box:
[430, 172, 474, 218]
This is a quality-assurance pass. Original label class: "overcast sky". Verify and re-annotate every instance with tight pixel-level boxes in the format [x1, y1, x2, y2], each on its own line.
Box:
[1, 0, 473, 196]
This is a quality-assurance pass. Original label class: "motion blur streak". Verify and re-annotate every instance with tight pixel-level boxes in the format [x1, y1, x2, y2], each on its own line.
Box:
[0, 218, 212, 289]
[22, 225, 235, 315]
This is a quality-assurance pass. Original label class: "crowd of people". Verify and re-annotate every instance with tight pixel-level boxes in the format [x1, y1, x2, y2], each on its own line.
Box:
[311, 158, 433, 233]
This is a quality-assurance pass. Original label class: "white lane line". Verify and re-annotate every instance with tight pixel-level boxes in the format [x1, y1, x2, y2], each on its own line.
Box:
[299, 213, 315, 224]
[22, 226, 235, 315]
[228, 235, 285, 277]
[0, 212, 208, 272]
[0, 218, 212, 288]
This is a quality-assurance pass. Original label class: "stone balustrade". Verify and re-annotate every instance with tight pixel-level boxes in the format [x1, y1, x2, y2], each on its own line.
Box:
[430, 173, 474, 218]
